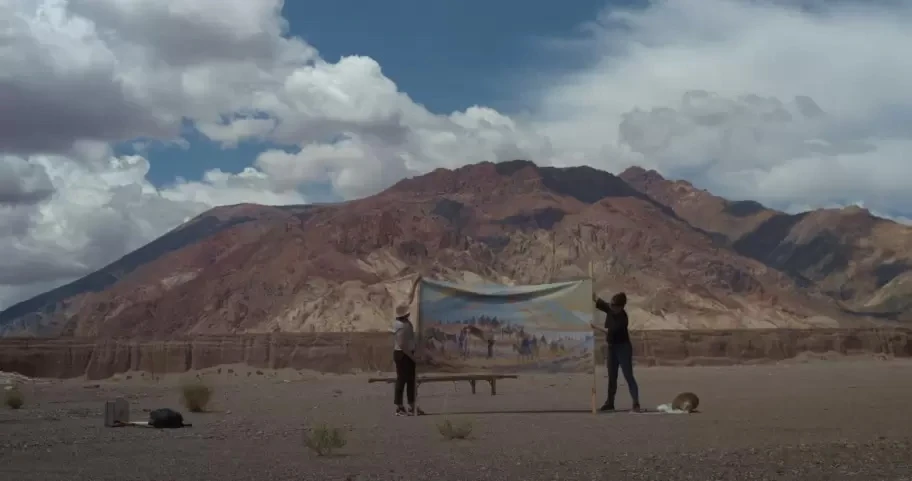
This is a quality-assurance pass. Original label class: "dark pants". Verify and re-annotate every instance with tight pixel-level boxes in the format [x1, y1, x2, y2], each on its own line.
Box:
[606, 342, 639, 406]
[393, 350, 416, 406]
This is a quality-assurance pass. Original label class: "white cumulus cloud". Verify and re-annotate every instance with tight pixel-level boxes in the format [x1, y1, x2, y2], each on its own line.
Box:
[1, 0, 911, 310]
[528, 0, 912, 215]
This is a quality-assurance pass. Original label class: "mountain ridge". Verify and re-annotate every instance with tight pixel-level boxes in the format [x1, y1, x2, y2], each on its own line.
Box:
[1, 160, 907, 338]
[619, 166, 912, 320]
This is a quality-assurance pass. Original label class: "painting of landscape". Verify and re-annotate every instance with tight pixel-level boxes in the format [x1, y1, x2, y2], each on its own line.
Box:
[417, 278, 597, 373]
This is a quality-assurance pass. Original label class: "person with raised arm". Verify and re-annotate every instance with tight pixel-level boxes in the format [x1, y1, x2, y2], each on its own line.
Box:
[392, 274, 424, 416]
[590, 291, 641, 412]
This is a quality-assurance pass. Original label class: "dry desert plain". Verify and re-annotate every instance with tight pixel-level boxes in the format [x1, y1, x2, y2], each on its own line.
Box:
[2, 357, 912, 481]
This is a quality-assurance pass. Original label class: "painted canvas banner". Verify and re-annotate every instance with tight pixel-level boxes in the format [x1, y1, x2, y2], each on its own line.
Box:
[418, 278, 597, 373]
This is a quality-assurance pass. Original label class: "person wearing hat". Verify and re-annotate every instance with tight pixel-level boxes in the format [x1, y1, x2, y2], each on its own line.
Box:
[589, 291, 641, 412]
[392, 275, 424, 416]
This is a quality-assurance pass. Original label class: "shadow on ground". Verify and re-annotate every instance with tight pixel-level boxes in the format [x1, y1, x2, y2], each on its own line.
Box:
[427, 408, 627, 415]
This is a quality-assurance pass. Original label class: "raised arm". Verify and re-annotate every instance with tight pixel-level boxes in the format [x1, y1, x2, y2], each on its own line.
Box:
[406, 274, 422, 303]
[594, 296, 611, 313]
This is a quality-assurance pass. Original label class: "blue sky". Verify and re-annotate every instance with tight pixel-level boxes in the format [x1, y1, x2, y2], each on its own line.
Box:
[5, 0, 912, 311]
[138, 0, 614, 188]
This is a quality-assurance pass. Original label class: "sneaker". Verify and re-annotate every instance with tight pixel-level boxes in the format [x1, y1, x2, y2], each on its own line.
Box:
[631, 403, 642, 413]
[395, 406, 407, 416]
[408, 406, 426, 416]
[598, 403, 615, 412]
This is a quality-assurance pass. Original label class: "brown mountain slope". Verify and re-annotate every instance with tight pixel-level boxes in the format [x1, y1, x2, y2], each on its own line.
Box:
[0, 160, 885, 338]
[620, 166, 912, 320]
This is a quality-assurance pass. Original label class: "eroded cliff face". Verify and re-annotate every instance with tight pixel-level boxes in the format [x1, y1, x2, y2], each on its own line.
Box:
[620, 166, 912, 320]
[1, 329, 909, 380]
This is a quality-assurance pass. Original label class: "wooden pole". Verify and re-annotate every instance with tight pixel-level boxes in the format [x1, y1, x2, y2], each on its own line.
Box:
[413, 277, 422, 416]
[549, 228, 556, 288]
[589, 261, 597, 415]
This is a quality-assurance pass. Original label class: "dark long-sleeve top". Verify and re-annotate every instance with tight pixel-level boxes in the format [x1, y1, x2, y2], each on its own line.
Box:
[595, 298, 631, 346]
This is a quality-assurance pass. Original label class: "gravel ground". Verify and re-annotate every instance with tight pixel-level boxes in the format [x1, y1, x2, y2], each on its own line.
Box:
[2, 359, 912, 481]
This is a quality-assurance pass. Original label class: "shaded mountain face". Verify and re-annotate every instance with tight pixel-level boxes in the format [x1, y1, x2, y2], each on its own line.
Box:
[0, 160, 898, 338]
[620, 166, 912, 321]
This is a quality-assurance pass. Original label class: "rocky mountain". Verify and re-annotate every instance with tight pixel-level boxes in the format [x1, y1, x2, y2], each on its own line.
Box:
[620, 167, 912, 321]
[0, 160, 903, 338]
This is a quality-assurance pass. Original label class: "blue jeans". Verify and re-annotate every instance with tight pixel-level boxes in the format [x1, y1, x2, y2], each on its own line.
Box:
[606, 342, 639, 406]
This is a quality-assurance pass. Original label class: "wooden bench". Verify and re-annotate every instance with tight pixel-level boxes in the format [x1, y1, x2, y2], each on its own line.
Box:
[367, 374, 519, 395]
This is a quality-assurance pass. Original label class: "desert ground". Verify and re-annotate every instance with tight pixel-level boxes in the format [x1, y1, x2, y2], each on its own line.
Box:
[2, 357, 912, 481]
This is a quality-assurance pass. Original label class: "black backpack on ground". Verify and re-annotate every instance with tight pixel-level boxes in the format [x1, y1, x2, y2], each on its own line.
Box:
[148, 408, 189, 428]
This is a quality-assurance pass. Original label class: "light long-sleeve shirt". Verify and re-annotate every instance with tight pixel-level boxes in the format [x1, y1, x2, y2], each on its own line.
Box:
[393, 319, 416, 353]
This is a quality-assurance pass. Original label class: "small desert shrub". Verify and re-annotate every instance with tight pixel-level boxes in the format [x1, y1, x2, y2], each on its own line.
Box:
[180, 381, 212, 412]
[4, 385, 24, 409]
[304, 423, 347, 456]
[437, 418, 473, 440]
